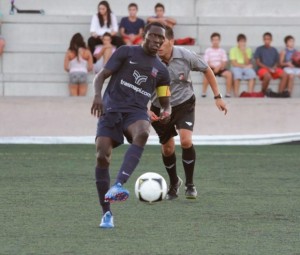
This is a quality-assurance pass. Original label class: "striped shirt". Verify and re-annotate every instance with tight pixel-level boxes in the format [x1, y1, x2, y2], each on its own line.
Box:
[204, 47, 227, 68]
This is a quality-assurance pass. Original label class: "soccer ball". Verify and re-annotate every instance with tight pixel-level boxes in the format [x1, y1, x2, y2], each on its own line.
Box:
[135, 172, 167, 203]
[291, 51, 300, 67]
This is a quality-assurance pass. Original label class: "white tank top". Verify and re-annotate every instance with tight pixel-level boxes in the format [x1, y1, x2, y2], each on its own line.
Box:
[69, 49, 88, 73]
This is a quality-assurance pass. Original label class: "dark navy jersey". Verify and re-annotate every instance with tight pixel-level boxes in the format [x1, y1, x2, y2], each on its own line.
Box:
[103, 45, 170, 113]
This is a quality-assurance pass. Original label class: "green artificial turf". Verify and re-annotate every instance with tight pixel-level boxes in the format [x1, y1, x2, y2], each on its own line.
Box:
[0, 144, 299, 255]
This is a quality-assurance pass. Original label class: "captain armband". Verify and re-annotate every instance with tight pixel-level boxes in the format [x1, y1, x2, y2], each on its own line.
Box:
[156, 85, 171, 97]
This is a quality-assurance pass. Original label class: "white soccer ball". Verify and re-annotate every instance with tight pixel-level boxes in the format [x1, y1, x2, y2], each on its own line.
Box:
[135, 172, 167, 203]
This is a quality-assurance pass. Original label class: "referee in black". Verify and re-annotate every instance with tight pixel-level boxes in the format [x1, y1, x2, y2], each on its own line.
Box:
[149, 26, 227, 199]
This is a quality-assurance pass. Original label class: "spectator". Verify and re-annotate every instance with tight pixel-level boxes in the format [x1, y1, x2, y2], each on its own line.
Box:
[88, 1, 124, 63]
[147, 3, 176, 28]
[0, 35, 4, 56]
[93, 32, 115, 73]
[254, 32, 288, 95]
[230, 34, 256, 97]
[119, 3, 145, 45]
[0, 11, 5, 56]
[64, 33, 93, 96]
[202, 32, 232, 97]
[280, 35, 300, 96]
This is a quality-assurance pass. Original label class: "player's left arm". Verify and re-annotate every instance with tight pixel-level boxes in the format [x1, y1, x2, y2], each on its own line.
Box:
[203, 67, 228, 115]
[189, 50, 227, 115]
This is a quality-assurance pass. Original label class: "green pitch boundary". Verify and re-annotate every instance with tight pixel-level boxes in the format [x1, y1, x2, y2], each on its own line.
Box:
[0, 133, 300, 145]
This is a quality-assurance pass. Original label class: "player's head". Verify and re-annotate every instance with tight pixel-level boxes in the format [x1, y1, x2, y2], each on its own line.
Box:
[98, 1, 111, 16]
[128, 3, 138, 17]
[263, 32, 272, 47]
[158, 26, 174, 58]
[210, 32, 221, 48]
[237, 33, 247, 48]
[155, 3, 165, 18]
[143, 22, 166, 56]
[284, 35, 294, 48]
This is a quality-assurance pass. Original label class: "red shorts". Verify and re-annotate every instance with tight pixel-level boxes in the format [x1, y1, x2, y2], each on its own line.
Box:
[122, 35, 143, 45]
[257, 67, 283, 80]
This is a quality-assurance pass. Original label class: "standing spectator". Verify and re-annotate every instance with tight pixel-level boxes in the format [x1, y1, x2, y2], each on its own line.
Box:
[147, 3, 177, 28]
[230, 34, 256, 97]
[64, 33, 93, 96]
[119, 3, 145, 45]
[280, 35, 300, 96]
[202, 33, 232, 97]
[93, 32, 115, 73]
[88, 1, 124, 63]
[254, 32, 288, 96]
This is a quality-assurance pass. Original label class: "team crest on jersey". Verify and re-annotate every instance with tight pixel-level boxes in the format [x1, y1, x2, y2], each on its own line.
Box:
[133, 70, 148, 85]
[151, 67, 158, 77]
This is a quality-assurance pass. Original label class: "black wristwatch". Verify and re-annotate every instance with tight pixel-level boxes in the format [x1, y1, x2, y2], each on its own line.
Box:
[214, 93, 222, 99]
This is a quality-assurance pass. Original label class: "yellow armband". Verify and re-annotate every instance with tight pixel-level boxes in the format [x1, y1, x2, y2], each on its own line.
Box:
[156, 85, 171, 97]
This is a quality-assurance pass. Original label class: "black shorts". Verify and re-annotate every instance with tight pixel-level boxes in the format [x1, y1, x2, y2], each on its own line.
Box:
[150, 95, 195, 144]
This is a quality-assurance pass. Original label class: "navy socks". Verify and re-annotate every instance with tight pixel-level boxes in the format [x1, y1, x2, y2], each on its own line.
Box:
[95, 167, 111, 214]
[182, 145, 196, 185]
[116, 144, 144, 184]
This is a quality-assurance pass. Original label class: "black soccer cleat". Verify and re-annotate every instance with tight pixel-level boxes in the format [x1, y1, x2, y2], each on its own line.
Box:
[185, 184, 198, 199]
[166, 177, 183, 200]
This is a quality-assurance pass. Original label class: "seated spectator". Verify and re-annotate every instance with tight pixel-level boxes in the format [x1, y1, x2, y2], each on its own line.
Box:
[119, 3, 145, 45]
[93, 32, 115, 73]
[64, 33, 93, 96]
[88, 1, 124, 63]
[202, 32, 232, 97]
[0, 11, 5, 56]
[147, 3, 176, 28]
[230, 34, 256, 97]
[0, 35, 4, 56]
[280, 35, 300, 96]
[254, 32, 288, 96]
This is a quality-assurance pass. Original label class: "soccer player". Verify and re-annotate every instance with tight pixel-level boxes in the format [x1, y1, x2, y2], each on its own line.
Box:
[91, 22, 171, 228]
[149, 26, 227, 200]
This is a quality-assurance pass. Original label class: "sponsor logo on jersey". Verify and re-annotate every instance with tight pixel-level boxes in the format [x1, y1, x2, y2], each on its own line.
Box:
[133, 70, 148, 85]
[120, 79, 151, 98]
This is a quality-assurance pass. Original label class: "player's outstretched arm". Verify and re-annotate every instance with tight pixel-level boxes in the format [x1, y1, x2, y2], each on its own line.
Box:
[91, 68, 112, 117]
[203, 67, 228, 115]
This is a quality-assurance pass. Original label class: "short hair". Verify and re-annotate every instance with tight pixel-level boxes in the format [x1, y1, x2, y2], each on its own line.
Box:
[165, 26, 174, 40]
[210, 32, 221, 40]
[155, 3, 165, 11]
[284, 35, 294, 44]
[143, 22, 166, 38]
[237, 33, 246, 42]
[263, 32, 272, 38]
[128, 3, 138, 9]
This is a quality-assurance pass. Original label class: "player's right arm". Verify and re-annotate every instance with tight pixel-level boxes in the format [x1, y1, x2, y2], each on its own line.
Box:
[91, 46, 129, 117]
[91, 68, 112, 117]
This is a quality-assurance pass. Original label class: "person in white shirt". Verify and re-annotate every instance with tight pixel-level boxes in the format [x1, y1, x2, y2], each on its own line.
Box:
[88, 1, 124, 63]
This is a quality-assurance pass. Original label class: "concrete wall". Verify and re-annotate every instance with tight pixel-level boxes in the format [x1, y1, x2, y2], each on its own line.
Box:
[1, 0, 300, 97]
[1, 0, 300, 17]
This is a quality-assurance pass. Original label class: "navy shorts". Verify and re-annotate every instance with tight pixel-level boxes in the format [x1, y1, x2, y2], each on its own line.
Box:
[151, 95, 195, 144]
[96, 111, 150, 147]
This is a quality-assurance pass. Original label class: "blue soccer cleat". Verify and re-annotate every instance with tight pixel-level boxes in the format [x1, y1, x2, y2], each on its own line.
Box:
[99, 211, 114, 228]
[104, 183, 129, 203]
